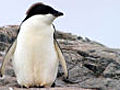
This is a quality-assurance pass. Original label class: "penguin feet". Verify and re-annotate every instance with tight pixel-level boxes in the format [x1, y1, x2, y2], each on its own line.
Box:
[17, 85, 44, 88]
[15, 84, 29, 88]
[17, 81, 53, 88]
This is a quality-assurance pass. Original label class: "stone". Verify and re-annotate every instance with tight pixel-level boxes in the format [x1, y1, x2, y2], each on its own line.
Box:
[0, 25, 120, 90]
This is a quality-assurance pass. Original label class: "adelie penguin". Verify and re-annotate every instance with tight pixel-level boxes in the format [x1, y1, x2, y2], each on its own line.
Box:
[0, 2, 68, 88]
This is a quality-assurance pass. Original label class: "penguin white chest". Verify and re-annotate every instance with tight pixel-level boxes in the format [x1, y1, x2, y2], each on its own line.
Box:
[13, 18, 59, 87]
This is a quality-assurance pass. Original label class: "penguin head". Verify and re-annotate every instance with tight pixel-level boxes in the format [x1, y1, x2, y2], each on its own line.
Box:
[24, 2, 63, 24]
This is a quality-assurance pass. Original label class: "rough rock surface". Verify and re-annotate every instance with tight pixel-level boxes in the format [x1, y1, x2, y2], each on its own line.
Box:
[0, 25, 120, 90]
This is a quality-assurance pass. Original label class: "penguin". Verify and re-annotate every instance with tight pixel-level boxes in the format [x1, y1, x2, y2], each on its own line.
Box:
[0, 2, 68, 88]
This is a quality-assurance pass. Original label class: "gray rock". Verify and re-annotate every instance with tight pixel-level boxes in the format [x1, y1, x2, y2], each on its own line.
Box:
[0, 25, 120, 90]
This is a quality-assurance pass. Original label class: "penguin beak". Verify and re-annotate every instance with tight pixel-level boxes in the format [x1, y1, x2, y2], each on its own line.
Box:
[56, 11, 63, 17]
[53, 10, 64, 17]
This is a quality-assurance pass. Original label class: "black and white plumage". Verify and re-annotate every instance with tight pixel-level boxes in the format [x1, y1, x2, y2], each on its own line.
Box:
[0, 2, 68, 88]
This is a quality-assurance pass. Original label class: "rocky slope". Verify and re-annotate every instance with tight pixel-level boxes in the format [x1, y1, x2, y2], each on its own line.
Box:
[0, 25, 120, 90]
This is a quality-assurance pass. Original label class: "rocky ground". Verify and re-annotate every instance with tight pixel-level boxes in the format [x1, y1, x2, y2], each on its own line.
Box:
[0, 25, 120, 90]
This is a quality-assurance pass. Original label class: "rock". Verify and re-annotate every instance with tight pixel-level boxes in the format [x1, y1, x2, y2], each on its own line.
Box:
[0, 25, 120, 90]
[0, 25, 18, 51]
[0, 87, 94, 90]
[103, 63, 120, 79]
[79, 78, 120, 90]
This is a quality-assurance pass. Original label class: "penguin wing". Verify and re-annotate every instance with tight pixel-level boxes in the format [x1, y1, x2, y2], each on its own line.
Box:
[53, 25, 68, 78]
[0, 16, 28, 77]
[54, 40, 68, 78]
[0, 40, 17, 77]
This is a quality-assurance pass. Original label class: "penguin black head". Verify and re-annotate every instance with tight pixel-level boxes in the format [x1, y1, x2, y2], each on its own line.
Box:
[24, 2, 63, 22]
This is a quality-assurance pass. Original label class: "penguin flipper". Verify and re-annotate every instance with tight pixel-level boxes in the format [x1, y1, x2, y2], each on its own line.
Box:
[54, 40, 68, 78]
[0, 40, 17, 77]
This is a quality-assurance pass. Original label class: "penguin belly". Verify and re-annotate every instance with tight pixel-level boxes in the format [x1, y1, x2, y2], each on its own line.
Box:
[13, 28, 59, 87]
